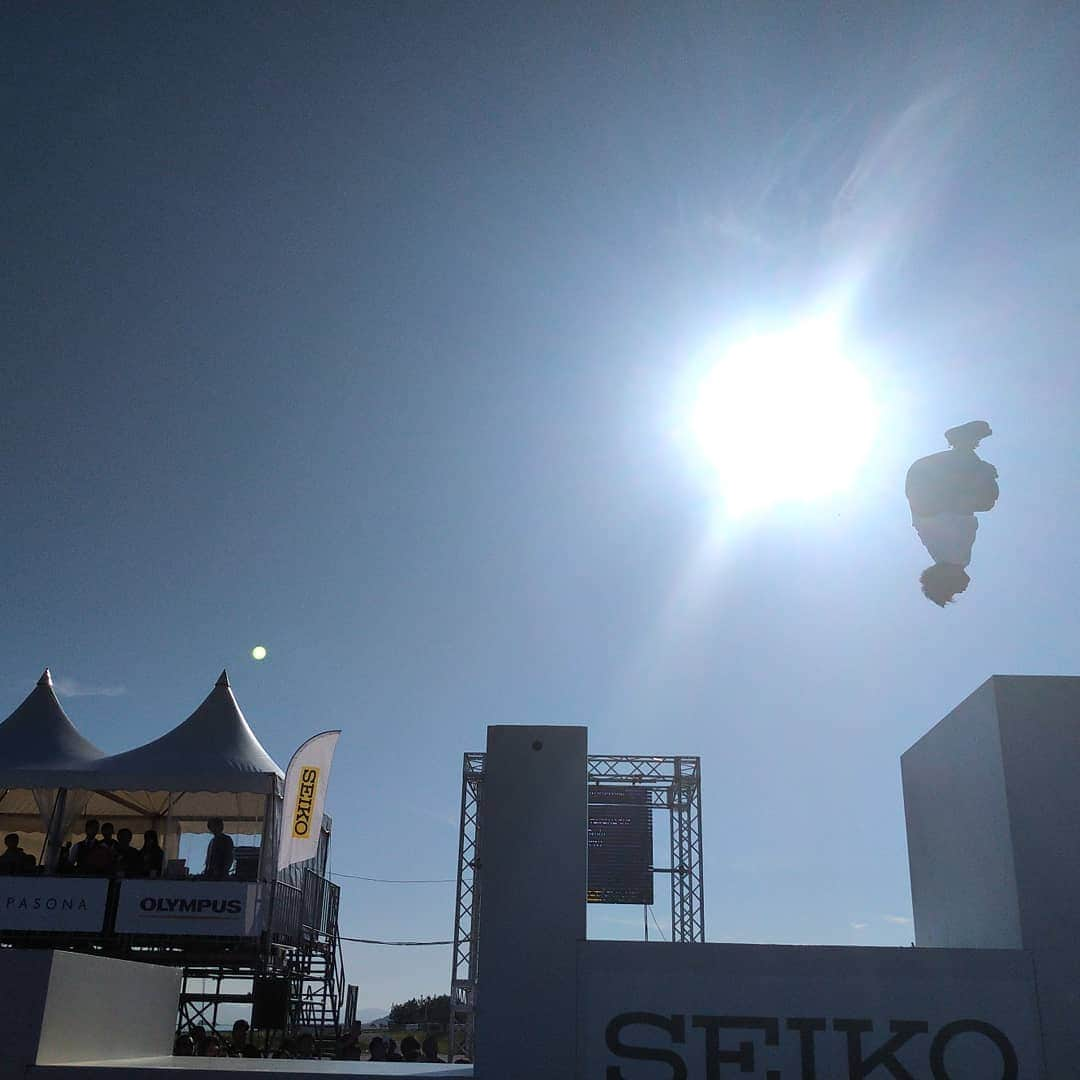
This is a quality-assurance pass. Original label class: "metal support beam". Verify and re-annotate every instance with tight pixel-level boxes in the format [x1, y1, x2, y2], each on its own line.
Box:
[668, 755, 705, 943]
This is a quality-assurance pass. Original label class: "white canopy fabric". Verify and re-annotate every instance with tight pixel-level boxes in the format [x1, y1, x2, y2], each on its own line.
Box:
[0, 670, 105, 782]
[0, 670, 287, 856]
[0, 670, 106, 852]
[74, 670, 284, 796]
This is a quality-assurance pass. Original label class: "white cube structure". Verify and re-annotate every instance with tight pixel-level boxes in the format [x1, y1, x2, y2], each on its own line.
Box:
[902, 675, 1080, 951]
[902, 674, 1080, 1078]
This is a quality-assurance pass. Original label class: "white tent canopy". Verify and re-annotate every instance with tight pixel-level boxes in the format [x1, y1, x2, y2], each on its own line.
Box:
[0, 669, 105, 779]
[77, 670, 284, 795]
[58, 671, 285, 843]
[0, 670, 106, 846]
[0, 670, 286, 866]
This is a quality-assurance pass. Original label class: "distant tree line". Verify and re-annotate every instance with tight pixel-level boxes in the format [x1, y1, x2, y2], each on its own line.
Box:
[388, 994, 451, 1027]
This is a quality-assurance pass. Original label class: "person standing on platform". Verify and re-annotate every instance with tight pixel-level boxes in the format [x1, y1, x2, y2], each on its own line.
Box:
[139, 830, 164, 877]
[0, 834, 35, 874]
[115, 828, 142, 876]
[70, 820, 100, 871]
[203, 817, 234, 879]
[99, 822, 118, 849]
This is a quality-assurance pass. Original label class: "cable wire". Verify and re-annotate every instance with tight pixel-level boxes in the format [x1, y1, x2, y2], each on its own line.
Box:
[648, 906, 668, 942]
[340, 936, 452, 946]
[331, 872, 456, 884]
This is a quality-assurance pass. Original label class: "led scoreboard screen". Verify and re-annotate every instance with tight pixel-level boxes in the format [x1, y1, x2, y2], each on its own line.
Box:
[587, 786, 653, 905]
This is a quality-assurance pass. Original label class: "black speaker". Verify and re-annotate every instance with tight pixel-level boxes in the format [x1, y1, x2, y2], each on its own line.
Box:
[251, 976, 290, 1029]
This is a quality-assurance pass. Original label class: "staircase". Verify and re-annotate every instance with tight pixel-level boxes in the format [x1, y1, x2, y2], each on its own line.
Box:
[287, 875, 345, 1057]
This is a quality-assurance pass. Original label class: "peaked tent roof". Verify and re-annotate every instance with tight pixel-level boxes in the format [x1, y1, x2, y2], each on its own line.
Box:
[0, 670, 106, 784]
[78, 671, 284, 794]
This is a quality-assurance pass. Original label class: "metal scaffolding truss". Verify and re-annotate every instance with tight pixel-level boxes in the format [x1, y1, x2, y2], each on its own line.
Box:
[175, 872, 344, 1053]
[448, 751, 704, 1061]
[448, 752, 484, 1063]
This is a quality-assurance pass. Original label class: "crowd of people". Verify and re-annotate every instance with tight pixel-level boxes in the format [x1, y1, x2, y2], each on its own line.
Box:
[0, 820, 164, 878]
[0, 817, 235, 879]
[172, 1021, 459, 1064]
[62, 819, 165, 876]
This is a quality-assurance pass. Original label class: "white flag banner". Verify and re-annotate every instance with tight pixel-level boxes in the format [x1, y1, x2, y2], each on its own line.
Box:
[277, 729, 341, 871]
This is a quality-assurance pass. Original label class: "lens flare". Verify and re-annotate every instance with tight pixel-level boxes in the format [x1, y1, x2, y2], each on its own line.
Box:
[691, 322, 877, 515]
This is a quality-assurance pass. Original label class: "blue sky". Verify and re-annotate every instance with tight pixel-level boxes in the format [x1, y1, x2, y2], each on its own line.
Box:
[4, 3, 1080, 1011]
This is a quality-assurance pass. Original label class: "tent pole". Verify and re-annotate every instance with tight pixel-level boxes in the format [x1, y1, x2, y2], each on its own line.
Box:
[42, 788, 67, 871]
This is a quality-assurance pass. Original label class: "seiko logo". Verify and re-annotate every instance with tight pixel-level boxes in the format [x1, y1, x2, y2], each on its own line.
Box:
[605, 1013, 1018, 1080]
[291, 765, 319, 839]
[138, 897, 243, 915]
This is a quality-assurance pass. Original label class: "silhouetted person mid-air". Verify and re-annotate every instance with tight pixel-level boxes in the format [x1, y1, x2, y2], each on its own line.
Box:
[906, 421, 999, 606]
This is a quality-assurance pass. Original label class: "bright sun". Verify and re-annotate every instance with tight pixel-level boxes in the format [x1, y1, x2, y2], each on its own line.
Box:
[690, 322, 877, 515]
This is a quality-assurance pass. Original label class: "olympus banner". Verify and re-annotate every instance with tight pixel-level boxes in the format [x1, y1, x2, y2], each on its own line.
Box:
[115, 882, 258, 936]
[278, 729, 340, 871]
[579, 941, 1044, 1079]
[0, 877, 109, 933]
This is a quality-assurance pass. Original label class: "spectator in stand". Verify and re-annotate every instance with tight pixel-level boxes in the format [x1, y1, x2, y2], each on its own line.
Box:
[229, 1019, 261, 1058]
[203, 818, 234, 880]
[203, 1037, 223, 1057]
[57, 841, 72, 874]
[384, 1037, 403, 1062]
[80, 838, 117, 876]
[366, 1037, 386, 1062]
[190, 1026, 208, 1056]
[337, 1028, 364, 1060]
[140, 830, 164, 878]
[421, 1034, 444, 1063]
[173, 1035, 195, 1056]
[115, 829, 142, 876]
[294, 1032, 320, 1059]
[99, 822, 118, 849]
[271, 1037, 294, 1059]
[400, 1035, 422, 1062]
[0, 834, 35, 874]
[70, 820, 99, 871]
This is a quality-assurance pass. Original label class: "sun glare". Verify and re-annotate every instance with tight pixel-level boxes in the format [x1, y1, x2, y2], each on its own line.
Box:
[690, 322, 877, 515]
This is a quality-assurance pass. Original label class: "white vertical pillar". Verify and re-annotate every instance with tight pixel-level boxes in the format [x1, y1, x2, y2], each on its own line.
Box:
[474, 725, 587, 1079]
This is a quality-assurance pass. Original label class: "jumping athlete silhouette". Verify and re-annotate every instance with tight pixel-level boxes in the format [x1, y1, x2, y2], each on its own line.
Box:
[906, 421, 999, 606]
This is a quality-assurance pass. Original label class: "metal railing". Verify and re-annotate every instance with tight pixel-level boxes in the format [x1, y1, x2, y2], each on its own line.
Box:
[269, 879, 303, 941]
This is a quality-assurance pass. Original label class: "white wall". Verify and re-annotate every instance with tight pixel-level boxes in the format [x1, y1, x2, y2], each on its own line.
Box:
[579, 940, 1043, 1079]
[902, 675, 1080, 1077]
[991, 676, 1080, 952]
[990, 675, 1080, 1078]
[0, 950, 179, 1074]
[901, 678, 1022, 949]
